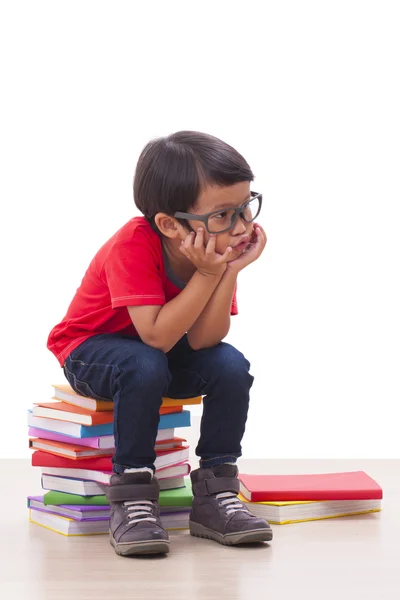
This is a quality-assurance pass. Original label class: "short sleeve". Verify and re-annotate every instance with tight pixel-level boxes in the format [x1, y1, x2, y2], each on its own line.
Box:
[102, 232, 165, 309]
[231, 283, 238, 315]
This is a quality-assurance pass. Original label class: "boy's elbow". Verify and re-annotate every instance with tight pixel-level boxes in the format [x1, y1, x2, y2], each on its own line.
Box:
[144, 334, 174, 354]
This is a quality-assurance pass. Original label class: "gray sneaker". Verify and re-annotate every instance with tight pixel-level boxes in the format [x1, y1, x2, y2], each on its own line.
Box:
[105, 471, 169, 556]
[189, 464, 273, 546]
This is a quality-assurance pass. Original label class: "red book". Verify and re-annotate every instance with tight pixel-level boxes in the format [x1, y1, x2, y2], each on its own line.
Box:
[31, 446, 189, 471]
[239, 471, 383, 502]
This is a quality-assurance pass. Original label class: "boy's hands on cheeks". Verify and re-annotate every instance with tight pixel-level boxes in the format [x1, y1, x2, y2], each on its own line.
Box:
[177, 225, 232, 278]
[226, 223, 267, 273]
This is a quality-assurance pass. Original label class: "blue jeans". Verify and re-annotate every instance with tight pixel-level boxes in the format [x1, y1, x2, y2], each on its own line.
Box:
[63, 333, 254, 474]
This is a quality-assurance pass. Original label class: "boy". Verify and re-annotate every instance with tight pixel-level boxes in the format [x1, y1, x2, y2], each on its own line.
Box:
[47, 131, 272, 556]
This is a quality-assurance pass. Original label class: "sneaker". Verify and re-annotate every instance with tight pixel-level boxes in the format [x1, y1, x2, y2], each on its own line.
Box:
[106, 471, 169, 556]
[189, 464, 273, 545]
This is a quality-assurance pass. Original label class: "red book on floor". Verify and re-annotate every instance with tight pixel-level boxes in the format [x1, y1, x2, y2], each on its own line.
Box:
[31, 447, 189, 471]
[239, 471, 383, 502]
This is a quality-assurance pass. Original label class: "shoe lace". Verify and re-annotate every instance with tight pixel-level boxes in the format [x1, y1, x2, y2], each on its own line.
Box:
[123, 500, 157, 524]
[215, 492, 250, 516]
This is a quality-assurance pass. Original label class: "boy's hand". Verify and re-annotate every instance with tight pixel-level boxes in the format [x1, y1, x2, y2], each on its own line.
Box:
[226, 223, 267, 273]
[177, 225, 232, 278]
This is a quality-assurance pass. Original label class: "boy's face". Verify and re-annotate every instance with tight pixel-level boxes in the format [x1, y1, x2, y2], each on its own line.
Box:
[181, 181, 255, 257]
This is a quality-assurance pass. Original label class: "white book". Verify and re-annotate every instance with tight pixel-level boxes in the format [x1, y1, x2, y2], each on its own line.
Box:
[155, 447, 190, 469]
[41, 469, 189, 495]
[41, 474, 106, 495]
[241, 498, 382, 524]
[27, 412, 104, 438]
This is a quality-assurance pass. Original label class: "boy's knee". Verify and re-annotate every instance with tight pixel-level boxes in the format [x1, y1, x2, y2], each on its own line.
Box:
[210, 344, 252, 378]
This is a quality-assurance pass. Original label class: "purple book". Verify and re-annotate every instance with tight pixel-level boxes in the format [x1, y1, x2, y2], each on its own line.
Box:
[27, 496, 110, 521]
[28, 427, 115, 449]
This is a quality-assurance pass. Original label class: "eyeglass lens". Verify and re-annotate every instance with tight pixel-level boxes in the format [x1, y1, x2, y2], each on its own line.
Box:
[207, 196, 261, 234]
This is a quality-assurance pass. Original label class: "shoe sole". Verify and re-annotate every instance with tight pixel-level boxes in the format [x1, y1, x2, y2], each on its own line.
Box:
[110, 532, 170, 556]
[189, 521, 273, 545]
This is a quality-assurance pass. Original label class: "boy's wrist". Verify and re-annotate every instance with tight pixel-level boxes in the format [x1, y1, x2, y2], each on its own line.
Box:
[196, 265, 226, 279]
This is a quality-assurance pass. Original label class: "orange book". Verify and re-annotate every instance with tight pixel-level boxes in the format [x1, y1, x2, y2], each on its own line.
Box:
[33, 401, 182, 426]
[29, 438, 114, 459]
[52, 384, 202, 411]
[32, 402, 114, 426]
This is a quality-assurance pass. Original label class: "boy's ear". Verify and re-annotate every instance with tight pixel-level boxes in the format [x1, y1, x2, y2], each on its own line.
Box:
[154, 213, 184, 239]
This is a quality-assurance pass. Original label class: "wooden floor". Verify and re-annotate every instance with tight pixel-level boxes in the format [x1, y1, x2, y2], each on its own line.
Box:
[1, 458, 399, 600]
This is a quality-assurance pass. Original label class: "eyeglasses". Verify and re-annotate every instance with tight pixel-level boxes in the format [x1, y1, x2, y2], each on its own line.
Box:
[174, 191, 262, 234]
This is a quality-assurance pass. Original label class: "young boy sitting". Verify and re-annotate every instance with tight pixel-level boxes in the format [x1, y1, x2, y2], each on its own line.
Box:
[47, 130, 272, 556]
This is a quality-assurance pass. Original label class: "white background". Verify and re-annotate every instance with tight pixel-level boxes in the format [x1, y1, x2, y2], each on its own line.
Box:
[1, 0, 399, 459]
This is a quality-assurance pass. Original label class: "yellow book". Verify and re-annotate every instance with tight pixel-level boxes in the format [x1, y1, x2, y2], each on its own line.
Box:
[238, 494, 382, 525]
[52, 383, 202, 412]
[29, 509, 108, 536]
[29, 509, 189, 535]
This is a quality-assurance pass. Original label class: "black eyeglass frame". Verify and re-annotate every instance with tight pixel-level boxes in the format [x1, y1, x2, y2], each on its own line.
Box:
[173, 191, 263, 234]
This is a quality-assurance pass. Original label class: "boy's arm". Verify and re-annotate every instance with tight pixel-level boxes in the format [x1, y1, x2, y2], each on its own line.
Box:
[128, 270, 224, 353]
[186, 268, 237, 350]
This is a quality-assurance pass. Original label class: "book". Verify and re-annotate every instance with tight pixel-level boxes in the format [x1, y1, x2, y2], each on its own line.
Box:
[52, 384, 113, 411]
[41, 463, 191, 491]
[158, 478, 193, 507]
[32, 402, 114, 426]
[237, 494, 382, 524]
[29, 438, 113, 459]
[41, 474, 108, 494]
[29, 507, 189, 535]
[239, 471, 383, 502]
[33, 401, 182, 425]
[159, 510, 190, 530]
[27, 426, 175, 448]
[29, 508, 109, 536]
[52, 383, 202, 411]
[28, 497, 191, 528]
[41, 473, 187, 495]
[28, 496, 110, 519]
[28, 435, 186, 458]
[28, 409, 190, 437]
[27, 411, 113, 438]
[43, 490, 110, 506]
[32, 446, 190, 472]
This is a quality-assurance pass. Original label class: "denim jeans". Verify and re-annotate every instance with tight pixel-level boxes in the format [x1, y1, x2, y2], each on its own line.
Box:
[62, 333, 254, 474]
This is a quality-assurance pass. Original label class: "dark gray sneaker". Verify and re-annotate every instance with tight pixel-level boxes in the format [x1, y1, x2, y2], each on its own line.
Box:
[189, 464, 273, 546]
[105, 471, 169, 556]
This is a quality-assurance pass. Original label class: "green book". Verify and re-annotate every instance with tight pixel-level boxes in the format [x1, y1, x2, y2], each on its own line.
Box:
[159, 479, 193, 507]
[43, 491, 108, 506]
[43, 479, 193, 507]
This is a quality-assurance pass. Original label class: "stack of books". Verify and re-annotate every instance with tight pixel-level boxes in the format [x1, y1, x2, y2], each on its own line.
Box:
[27, 384, 199, 536]
[238, 471, 383, 525]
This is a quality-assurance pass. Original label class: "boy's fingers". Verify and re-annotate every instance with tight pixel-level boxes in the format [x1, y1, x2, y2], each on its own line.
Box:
[221, 246, 233, 261]
[194, 227, 204, 249]
[183, 231, 195, 248]
[205, 233, 216, 255]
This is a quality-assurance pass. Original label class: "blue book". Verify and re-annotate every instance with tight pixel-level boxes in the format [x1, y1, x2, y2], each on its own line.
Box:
[158, 410, 191, 430]
[27, 409, 190, 438]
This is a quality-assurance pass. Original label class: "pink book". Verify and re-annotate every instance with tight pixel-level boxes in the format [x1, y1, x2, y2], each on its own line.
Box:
[28, 427, 114, 449]
[28, 427, 176, 449]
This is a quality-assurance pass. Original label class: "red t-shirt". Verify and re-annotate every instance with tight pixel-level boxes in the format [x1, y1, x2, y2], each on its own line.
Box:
[47, 216, 238, 366]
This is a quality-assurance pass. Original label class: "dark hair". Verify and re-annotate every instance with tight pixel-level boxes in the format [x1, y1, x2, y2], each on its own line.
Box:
[133, 130, 254, 235]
